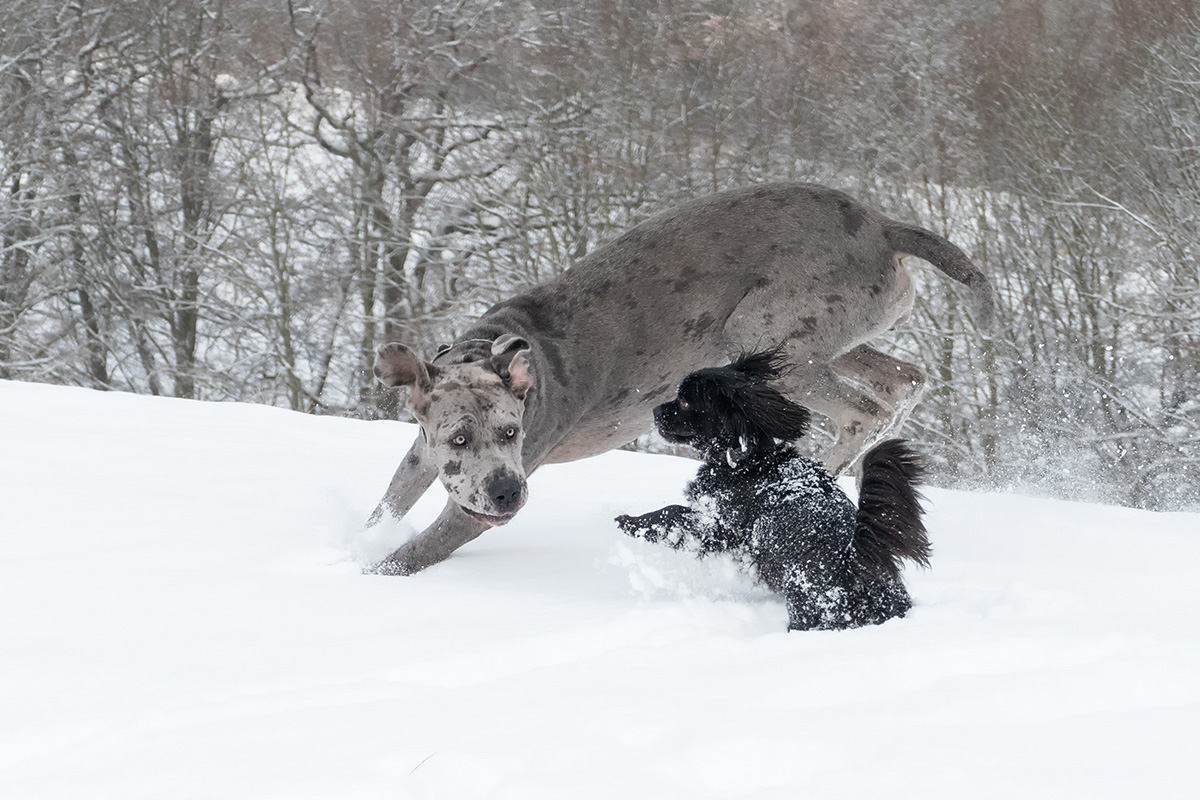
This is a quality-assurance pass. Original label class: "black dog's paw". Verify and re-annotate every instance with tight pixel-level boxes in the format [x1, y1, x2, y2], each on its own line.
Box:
[616, 506, 696, 544]
[615, 513, 665, 543]
[614, 513, 642, 534]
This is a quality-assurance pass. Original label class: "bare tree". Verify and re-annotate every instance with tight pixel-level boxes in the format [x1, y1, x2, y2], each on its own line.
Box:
[289, 0, 538, 414]
[4, 0, 1200, 509]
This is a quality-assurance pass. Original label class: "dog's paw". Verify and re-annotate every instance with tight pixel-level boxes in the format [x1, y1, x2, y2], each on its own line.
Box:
[363, 557, 413, 576]
[615, 514, 662, 542]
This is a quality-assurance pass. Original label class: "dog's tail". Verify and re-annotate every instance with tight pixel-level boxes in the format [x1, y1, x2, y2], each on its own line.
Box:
[854, 439, 931, 581]
[883, 222, 996, 330]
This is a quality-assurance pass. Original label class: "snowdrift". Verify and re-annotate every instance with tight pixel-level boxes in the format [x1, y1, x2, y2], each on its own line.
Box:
[2, 379, 1198, 799]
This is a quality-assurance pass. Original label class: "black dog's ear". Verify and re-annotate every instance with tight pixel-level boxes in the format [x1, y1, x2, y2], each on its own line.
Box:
[729, 345, 790, 384]
[729, 382, 811, 443]
[720, 345, 808, 443]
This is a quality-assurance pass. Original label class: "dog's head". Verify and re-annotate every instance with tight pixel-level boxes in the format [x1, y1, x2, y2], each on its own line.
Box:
[374, 335, 533, 526]
[654, 348, 811, 461]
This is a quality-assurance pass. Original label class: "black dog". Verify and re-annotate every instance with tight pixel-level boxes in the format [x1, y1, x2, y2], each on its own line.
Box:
[615, 349, 932, 631]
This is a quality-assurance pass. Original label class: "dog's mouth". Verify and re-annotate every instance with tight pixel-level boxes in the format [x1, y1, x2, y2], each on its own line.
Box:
[656, 425, 696, 444]
[653, 405, 696, 444]
[462, 508, 518, 527]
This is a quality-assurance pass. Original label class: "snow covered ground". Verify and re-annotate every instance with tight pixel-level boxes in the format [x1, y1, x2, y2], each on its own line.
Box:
[2, 378, 1199, 799]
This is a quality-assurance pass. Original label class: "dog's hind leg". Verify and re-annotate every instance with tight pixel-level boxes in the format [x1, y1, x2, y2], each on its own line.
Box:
[831, 345, 927, 440]
[367, 499, 488, 575]
[365, 435, 438, 527]
[721, 290, 902, 476]
[771, 360, 896, 476]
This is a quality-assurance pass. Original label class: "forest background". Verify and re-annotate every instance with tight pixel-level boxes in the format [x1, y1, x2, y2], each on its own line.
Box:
[2, 0, 1198, 510]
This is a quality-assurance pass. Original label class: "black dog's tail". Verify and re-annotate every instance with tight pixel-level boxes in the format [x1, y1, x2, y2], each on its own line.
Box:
[854, 439, 931, 581]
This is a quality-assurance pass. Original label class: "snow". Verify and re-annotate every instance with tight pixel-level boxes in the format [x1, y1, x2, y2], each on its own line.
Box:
[2, 378, 1199, 799]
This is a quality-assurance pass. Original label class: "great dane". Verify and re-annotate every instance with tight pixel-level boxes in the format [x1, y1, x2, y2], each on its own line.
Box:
[366, 183, 995, 575]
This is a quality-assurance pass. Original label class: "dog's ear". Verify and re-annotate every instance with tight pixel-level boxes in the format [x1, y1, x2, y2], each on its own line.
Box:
[375, 342, 439, 417]
[374, 342, 438, 392]
[730, 345, 790, 384]
[491, 335, 534, 401]
[730, 382, 811, 443]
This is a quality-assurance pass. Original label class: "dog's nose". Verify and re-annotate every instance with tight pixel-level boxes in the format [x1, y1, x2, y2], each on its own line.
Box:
[490, 474, 523, 512]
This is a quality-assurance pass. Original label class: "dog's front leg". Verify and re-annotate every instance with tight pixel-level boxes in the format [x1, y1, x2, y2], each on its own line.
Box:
[365, 435, 438, 527]
[367, 499, 488, 575]
[615, 505, 698, 547]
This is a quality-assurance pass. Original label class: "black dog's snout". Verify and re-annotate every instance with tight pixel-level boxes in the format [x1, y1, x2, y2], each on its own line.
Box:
[654, 401, 692, 441]
[490, 474, 523, 511]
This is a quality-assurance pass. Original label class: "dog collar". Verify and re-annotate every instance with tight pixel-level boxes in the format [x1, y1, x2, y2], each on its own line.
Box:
[722, 436, 756, 468]
[724, 446, 748, 468]
[432, 338, 497, 364]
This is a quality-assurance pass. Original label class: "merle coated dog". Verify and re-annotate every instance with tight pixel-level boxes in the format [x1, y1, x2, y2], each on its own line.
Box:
[615, 349, 931, 631]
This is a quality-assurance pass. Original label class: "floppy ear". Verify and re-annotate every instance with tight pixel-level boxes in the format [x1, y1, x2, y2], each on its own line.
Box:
[490, 334, 534, 401]
[374, 342, 437, 392]
[730, 345, 790, 384]
[374, 343, 442, 418]
[730, 382, 811, 443]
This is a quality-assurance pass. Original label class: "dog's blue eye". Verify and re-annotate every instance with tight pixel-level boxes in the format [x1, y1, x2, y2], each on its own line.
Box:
[504, 427, 517, 439]
[451, 434, 468, 447]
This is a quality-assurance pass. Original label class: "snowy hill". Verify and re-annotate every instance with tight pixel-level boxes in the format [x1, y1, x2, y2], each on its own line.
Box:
[2, 379, 1198, 799]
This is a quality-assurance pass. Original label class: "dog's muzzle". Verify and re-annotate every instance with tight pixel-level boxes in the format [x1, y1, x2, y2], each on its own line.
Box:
[463, 508, 519, 526]
[654, 404, 694, 442]
[463, 471, 526, 526]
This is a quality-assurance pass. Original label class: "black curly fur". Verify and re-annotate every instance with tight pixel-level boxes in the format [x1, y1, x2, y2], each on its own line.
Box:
[655, 344, 810, 460]
[855, 440, 931, 581]
[617, 349, 932, 631]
